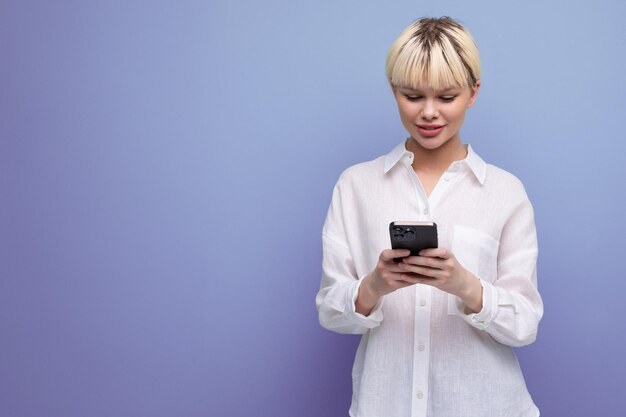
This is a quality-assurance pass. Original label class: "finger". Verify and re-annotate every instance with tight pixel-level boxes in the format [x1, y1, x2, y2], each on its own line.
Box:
[397, 273, 423, 284]
[380, 248, 411, 262]
[402, 256, 444, 270]
[398, 273, 434, 284]
[387, 270, 421, 282]
[377, 264, 412, 276]
[418, 247, 450, 259]
[398, 262, 441, 278]
[387, 263, 411, 273]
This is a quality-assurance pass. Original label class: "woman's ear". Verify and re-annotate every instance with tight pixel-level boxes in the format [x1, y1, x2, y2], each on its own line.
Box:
[467, 80, 481, 108]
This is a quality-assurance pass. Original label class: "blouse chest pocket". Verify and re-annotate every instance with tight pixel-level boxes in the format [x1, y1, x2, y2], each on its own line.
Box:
[448, 225, 500, 315]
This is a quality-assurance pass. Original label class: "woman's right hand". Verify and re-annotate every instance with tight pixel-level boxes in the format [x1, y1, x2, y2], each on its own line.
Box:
[355, 248, 420, 316]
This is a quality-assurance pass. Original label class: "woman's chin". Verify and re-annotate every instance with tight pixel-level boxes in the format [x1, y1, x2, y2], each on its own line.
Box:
[410, 136, 446, 151]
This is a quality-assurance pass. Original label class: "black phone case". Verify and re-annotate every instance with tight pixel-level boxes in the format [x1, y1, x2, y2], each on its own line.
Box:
[389, 222, 438, 262]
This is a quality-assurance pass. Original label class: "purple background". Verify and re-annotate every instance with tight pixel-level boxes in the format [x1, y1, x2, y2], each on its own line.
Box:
[2, 1, 625, 416]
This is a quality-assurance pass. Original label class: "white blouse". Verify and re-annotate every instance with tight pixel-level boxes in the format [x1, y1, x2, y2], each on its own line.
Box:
[316, 141, 543, 417]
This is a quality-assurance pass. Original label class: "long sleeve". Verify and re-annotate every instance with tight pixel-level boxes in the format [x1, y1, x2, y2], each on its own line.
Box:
[456, 187, 543, 347]
[315, 180, 385, 334]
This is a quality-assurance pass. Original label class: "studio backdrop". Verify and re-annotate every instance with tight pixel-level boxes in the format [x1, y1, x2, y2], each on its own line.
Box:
[2, 1, 625, 416]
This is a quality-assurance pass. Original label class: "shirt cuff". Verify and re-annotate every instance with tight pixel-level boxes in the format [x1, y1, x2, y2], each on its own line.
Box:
[456, 278, 498, 330]
[345, 275, 385, 328]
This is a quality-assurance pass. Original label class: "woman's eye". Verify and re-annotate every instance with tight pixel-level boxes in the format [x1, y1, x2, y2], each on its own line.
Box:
[440, 96, 456, 102]
[404, 95, 422, 101]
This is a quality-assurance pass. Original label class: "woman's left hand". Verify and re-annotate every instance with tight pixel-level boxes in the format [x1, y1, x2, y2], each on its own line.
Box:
[397, 247, 484, 313]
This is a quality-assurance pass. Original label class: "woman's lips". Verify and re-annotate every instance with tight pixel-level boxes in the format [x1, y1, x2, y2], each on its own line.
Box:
[416, 124, 445, 137]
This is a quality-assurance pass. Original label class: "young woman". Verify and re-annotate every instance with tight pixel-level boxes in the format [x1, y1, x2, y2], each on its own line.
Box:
[316, 17, 543, 417]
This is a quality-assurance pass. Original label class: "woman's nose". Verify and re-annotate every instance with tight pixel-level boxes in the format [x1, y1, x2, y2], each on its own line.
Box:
[420, 100, 439, 120]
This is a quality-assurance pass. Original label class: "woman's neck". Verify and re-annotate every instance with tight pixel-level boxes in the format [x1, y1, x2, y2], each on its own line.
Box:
[405, 137, 468, 173]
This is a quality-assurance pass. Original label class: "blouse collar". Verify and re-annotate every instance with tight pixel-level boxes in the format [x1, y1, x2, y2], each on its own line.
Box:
[383, 140, 487, 185]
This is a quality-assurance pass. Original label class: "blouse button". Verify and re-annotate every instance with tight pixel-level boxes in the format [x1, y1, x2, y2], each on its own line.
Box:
[420, 299, 427, 307]
[416, 391, 424, 399]
[418, 343, 425, 351]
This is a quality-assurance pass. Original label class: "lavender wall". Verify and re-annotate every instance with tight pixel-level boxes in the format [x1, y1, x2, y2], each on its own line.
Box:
[2, 1, 625, 416]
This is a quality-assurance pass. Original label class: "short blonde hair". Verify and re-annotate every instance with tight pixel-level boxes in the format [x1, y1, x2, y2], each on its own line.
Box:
[385, 17, 481, 90]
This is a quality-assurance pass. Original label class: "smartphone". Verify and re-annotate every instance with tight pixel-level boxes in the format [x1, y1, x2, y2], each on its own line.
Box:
[389, 221, 438, 262]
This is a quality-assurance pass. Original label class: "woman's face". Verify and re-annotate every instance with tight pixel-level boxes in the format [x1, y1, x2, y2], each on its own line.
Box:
[393, 82, 480, 151]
